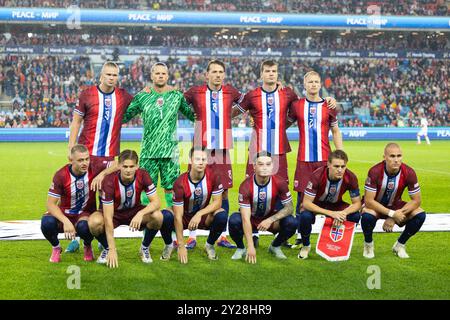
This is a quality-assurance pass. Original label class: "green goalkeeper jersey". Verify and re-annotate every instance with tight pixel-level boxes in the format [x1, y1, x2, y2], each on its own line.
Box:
[123, 89, 195, 159]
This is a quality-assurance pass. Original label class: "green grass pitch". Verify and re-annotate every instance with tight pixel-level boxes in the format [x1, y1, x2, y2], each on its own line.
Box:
[0, 141, 449, 299]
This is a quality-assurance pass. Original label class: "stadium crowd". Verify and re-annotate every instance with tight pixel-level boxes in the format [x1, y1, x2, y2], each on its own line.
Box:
[0, 0, 448, 16]
[0, 55, 447, 129]
[2, 29, 448, 52]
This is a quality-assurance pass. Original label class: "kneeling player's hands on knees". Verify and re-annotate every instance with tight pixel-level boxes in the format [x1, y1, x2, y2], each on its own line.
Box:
[129, 213, 144, 232]
[257, 219, 272, 232]
[383, 218, 395, 233]
[107, 249, 119, 268]
[178, 246, 188, 264]
[393, 210, 406, 224]
[63, 221, 76, 240]
[188, 215, 201, 231]
[332, 211, 346, 223]
[246, 247, 257, 264]
[332, 218, 343, 227]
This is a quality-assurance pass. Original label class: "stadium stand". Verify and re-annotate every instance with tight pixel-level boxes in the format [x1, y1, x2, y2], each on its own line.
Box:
[0, 0, 447, 16]
[0, 55, 448, 128]
[1, 27, 448, 51]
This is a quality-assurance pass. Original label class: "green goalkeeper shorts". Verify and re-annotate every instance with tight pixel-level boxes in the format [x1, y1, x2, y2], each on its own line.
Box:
[139, 157, 180, 190]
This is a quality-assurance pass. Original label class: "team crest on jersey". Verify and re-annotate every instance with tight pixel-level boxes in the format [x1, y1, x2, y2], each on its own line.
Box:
[157, 97, 164, 106]
[194, 187, 202, 196]
[294, 180, 299, 188]
[238, 193, 243, 202]
[329, 185, 337, 195]
[365, 177, 371, 185]
[126, 189, 134, 198]
[267, 96, 274, 106]
[104, 97, 112, 107]
[307, 181, 313, 190]
[330, 224, 344, 242]
[259, 191, 267, 200]
[387, 181, 395, 190]
[76, 180, 84, 190]
[212, 91, 219, 100]
[309, 107, 316, 115]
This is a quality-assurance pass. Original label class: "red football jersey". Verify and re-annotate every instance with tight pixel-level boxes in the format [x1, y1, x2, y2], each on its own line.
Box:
[364, 161, 420, 208]
[76, 86, 133, 157]
[184, 84, 243, 150]
[304, 166, 360, 210]
[288, 98, 338, 162]
[238, 174, 292, 218]
[237, 86, 298, 155]
[48, 164, 97, 215]
[172, 168, 223, 216]
[101, 169, 156, 212]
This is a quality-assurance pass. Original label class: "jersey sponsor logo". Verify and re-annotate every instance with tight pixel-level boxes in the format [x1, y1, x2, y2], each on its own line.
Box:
[76, 180, 84, 190]
[157, 97, 164, 106]
[330, 224, 345, 242]
[259, 191, 267, 200]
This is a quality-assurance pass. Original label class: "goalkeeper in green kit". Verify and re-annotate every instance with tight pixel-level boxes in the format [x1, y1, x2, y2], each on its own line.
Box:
[123, 62, 195, 207]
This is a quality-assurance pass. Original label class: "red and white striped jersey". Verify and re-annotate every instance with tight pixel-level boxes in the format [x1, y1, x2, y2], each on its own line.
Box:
[364, 161, 420, 208]
[184, 84, 243, 150]
[75, 86, 133, 157]
[238, 174, 292, 218]
[100, 169, 156, 212]
[172, 168, 223, 216]
[48, 164, 97, 215]
[288, 98, 338, 162]
[237, 86, 297, 155]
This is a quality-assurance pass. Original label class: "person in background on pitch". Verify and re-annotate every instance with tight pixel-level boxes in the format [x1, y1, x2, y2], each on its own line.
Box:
[228, 151, 297, 263]
[297, 150, 361, 259]
[361, 142, 425, 259]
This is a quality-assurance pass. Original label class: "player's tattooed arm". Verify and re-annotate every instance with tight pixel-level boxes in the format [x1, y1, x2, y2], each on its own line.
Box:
[270, 200, 294, 222]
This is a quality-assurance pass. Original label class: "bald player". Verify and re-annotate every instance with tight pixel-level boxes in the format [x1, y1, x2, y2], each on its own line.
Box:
[361, 143, 426, 259]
